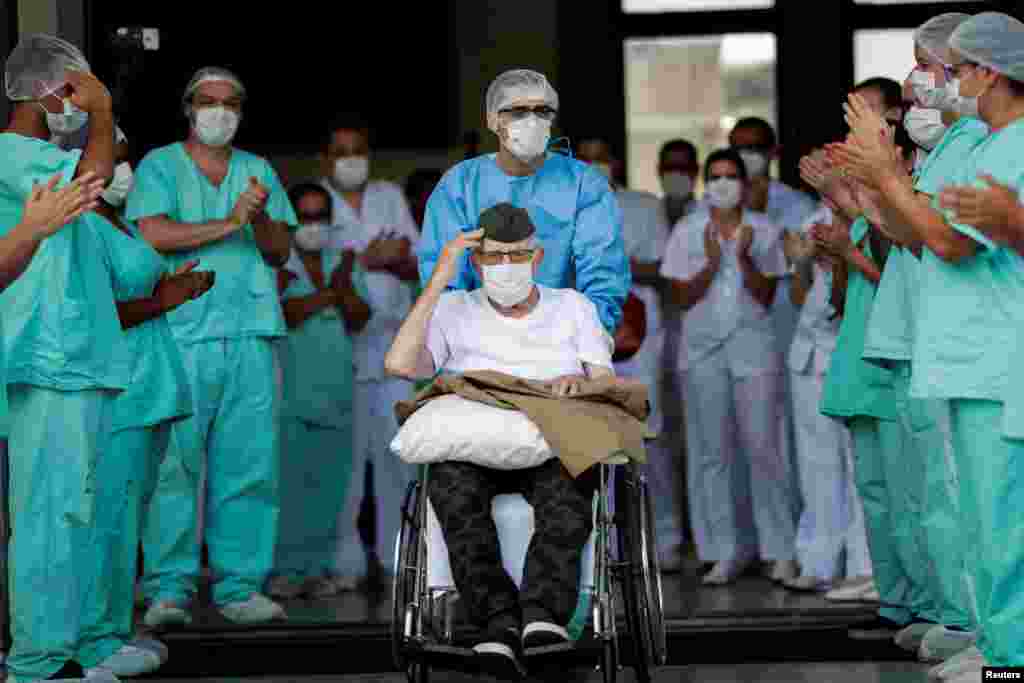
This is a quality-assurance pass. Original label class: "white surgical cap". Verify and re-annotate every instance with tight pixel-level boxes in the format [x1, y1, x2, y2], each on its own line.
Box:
[950, 12, 1024, 83]
[915, 13, 971, 64]
[4, 33, 90, 102]
[182, 66, 246, 106]
[485, 69, 558, 116]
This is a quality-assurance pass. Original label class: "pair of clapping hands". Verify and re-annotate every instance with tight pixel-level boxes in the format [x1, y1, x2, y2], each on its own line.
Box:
[806, 92, 1021, 247]
[24, 172, 215, 314]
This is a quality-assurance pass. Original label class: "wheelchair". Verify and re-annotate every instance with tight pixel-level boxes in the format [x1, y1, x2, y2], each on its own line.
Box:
[391, 455, 667, 682]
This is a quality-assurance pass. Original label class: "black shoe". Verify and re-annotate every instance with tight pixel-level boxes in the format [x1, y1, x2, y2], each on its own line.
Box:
[46, 661, 86, 679]
[848, 616, 906, 641]
[473, 626, 525, 680]
[522, 621, 571, 650]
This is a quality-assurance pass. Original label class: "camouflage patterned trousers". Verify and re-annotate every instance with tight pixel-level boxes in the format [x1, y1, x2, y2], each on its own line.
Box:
[428, 458, 596, 631]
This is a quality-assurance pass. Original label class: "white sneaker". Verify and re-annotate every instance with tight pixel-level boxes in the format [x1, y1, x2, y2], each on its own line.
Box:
[783, 575, 833, 592]
[92, 645, 161, 677]
[702, 556, 754, 586]
[860, 586, 880, 602]
[128, 636, 169, 665]
[770, 559, 799, 583]
[918, 626, 975, 663]
[218, 593, 286, 624]
[824, 576, 873, 602]
[143, 601, 191, 628]
[83, 667, 121, 683]
[895, 622, 937, 652]
[943, 658, 986, 683]
[928, 645, 983, 680]
[266, 575, 306, 600]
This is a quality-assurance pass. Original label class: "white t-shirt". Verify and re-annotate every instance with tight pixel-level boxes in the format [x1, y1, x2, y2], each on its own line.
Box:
[787, 204, 839, 376]
[321, 179, 420, 382]
[426, 286, 613, 381]
[659, 207, 786, 376]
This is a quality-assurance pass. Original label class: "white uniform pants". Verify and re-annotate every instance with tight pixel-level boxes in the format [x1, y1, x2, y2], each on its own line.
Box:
[333, 377, 414, 576]
[684, 352, 796, 562]
[790, 371, 872, 580]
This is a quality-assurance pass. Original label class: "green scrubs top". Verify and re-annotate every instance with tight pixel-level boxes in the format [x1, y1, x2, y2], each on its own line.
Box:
[124, 143, 297, 344]
[820, 216, 899, 421]
[0, 133, 130, 392]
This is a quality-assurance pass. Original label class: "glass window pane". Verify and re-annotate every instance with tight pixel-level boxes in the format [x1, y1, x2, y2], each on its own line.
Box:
[623, 0, 772, 12]
[625, 34, 776, 196]
[854, 29, 916, 85]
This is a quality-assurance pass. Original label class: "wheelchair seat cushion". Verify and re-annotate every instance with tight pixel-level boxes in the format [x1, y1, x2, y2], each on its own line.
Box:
[390, 394, 555, 469]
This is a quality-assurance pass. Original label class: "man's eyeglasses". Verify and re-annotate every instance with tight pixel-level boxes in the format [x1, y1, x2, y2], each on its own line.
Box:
[498, 106, 557, 122]
[474, 248, 536, 265]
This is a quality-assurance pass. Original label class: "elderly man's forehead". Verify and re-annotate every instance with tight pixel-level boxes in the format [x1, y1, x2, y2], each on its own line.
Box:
[195, 80, 241, 101]
[481, 237, 533, 251]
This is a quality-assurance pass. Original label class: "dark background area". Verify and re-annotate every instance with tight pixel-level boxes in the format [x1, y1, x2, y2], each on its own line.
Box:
[84, 2, 459, 161]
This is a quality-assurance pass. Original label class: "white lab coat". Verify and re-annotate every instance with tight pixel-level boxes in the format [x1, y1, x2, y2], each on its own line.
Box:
[321, 179, 418, 576]
[787, 207, 871, 580]
[613, 189, 679, 554]
[660, 208, 797, 562]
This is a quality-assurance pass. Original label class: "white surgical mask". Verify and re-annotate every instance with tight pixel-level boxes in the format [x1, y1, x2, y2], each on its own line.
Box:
[904, 107, 947, 151]
[101, 162, 135, 207]
[945, 79, 980, 117]
[738, 150, 768, 177]
[908, 70, 950, 110]
[704, 177, 743, 210]
[481, 261, 534, 307]
[661, 172, 693, 199]
[294, 222, 329, 252]
[333, 156, 370, 190]
[504, 116, 551, 162]
[193, 106, 239, 147]
[44, 97, 89, 136]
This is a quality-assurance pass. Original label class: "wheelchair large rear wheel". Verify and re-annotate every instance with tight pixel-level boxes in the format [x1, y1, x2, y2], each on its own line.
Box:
[392, 479, 423, 671]
[615, 467, 667, 682]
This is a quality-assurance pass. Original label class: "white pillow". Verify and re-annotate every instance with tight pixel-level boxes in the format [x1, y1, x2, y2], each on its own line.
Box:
[390, 394, 554, 470]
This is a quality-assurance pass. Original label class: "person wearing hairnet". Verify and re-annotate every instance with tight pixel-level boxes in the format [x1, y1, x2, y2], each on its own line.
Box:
[850, 12, 978, 663]
[416, 69, 630, 336]
[0, 33, 136, 683]
[781, 201, 874, 597]
[315, 113, 419, 589]
[69, 131, 214, 677]
[660, 148, 798, 586]
[576, 137, 683, 571]
[124, 66, 296, 627]
[830, 12, 1024, 680]
[269, 183, 370, 600]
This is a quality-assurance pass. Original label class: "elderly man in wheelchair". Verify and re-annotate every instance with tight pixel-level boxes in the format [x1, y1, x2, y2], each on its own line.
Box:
[384, 203, 645, 679]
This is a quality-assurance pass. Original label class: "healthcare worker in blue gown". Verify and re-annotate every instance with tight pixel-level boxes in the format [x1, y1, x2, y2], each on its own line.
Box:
[0, 33, 136, 683]
[76, 141, 216, 677]
[416, 69, 630, 335]
[268, 183, 371, 600]
[833, 12, 1024, 680]
[124, 66, 297, 628]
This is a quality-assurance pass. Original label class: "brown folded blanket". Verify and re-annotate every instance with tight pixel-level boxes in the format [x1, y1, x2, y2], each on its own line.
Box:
[394, 369, 652, 478]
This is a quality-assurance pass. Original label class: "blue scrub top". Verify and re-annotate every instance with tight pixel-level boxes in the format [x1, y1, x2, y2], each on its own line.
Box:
[416, 153, 630, 334]
[0, 133, 131, 392]
[124, 143, 298, 344]
[280, 249, 370, 430]
[910, 117, 1006, 404]
[95, 214, 193, 433]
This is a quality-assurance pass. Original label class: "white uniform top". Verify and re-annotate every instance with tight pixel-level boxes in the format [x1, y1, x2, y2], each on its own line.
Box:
[787, 205, 839, 376]
[614, 189, 669, 375]
[322, 179, 420, 382]
[660, 207, 787, 376]
[426, 286, 613, 381]
[765, 179, 817, 232]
